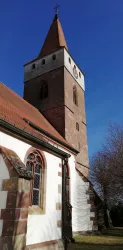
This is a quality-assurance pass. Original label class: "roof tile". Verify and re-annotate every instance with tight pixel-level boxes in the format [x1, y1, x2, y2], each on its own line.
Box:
[39, 14, 68, 57]
[0, 82, 73, 150]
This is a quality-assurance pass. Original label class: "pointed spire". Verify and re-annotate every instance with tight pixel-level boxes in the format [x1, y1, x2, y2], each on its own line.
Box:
[38, 12, 68, 57]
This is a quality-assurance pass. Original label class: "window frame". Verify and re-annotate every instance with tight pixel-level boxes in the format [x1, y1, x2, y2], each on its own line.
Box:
[25, 148, 46, 214]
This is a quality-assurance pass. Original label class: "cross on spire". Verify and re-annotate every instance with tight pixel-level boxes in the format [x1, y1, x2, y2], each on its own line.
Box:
[54, 4, 60, 15]
[38, 4, 68, 57]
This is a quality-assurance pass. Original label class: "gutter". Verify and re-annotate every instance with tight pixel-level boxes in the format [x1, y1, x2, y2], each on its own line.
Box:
[0, 119, 71, 159]
[23, 118, 79, 155]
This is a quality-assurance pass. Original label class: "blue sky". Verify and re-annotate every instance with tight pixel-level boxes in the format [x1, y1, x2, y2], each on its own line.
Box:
[0, 0, 123, 158]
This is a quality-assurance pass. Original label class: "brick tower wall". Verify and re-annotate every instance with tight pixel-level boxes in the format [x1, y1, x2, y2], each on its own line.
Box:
[64, 68, 89, 178]
[24, 64, 89, 178]
[24, 67, 65, 137]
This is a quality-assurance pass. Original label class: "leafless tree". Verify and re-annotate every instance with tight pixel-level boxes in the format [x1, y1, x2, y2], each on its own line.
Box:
[90, 123, 123, 227]
[104, 123, 123, 204]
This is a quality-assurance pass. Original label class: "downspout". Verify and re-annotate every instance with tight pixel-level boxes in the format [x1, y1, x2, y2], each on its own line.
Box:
[62, 157, 71, 250]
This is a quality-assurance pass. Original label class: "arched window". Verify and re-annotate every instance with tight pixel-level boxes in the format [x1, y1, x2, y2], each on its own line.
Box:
[73, 86, 78, 106]
[26, 150, 45, 206]
[40, 81, 48, 100]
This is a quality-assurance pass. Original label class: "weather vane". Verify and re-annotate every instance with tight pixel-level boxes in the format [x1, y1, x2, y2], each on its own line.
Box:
[54, 4, 60, 15]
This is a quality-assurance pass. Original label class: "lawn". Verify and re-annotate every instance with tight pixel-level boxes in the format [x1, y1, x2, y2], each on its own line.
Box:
[68, 228, 123, 250]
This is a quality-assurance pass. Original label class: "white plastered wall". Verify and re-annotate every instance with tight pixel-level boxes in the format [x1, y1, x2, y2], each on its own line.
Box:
[26, 152, 62, 245]
[64, 49, 85, 91]
[0, 147, 10, 236]
[68, 154, 93, 232]
[0, 131, 62, 245]
[0, 130, 93, 242]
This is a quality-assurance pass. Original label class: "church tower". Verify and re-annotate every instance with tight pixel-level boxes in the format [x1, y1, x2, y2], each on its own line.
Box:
[24, 12, 89, 178]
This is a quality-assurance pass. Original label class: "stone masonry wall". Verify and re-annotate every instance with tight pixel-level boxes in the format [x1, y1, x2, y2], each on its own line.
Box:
[64, 68, 89, 178]
[24, 64, 89, 179]
[0, 147, 31, 250]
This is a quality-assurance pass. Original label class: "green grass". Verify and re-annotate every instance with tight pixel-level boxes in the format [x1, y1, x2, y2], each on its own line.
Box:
[103, 228, 123, 237]
[68, 228, 123, 250]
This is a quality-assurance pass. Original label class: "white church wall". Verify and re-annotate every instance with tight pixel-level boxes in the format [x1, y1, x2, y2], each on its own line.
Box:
[64, 48, 85, 91]
[26, 151, 62, 245]
[0, 220, 3, 237]
[70, 164, 93, 232]
[49, 145, 93, 233]
[0, 155, 10, 179]
[0, 131, 62, 245]
[0, 132, 31, 162]
[55, 151, 93, 232]
[0, 152, 10, 236]
[0, 130, 94, 240]
[0, 191, 8, 209]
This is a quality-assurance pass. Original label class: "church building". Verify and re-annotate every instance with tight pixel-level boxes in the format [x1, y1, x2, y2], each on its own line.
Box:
[0, 12, 97, 250]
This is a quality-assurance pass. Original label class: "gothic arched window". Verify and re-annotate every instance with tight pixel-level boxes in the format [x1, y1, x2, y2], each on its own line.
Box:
[73, 85, 78, 106]
[40, 81, 48, 100]
[26, 150, 45, 206]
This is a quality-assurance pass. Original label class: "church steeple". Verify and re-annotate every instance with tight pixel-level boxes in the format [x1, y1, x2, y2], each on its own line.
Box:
[24, 12, 88, 177]
[38, 13, 68, 57]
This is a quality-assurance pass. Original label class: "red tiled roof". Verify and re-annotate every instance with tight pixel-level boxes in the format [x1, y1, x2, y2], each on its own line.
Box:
[0, 82, 75, 152]
[39, 14, 68, 57]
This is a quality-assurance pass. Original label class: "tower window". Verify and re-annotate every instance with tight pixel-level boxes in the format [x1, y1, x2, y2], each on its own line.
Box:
[79, 72, 81, 78]
[32, 64, 35, 70]
[76, 122, 79, 131]
[26, 150, 45, 207]
[40, 80, 48, 100]
[69, 57, 71, 64]
[42, 59, 45, 65]
[52, 54, 56, 60]
[73, 86, 78, 106]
